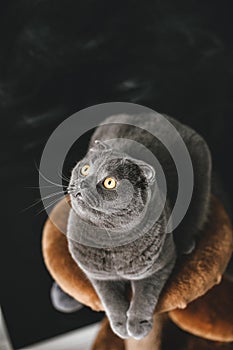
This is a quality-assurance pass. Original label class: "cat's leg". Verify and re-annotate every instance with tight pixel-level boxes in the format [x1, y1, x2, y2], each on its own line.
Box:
[90, 279, 130, 339]
[51, 282, 83, 313]
[126, 261, 175, 339]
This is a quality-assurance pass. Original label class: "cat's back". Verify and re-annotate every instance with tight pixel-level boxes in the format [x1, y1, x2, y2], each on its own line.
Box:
[90, 113, 194, 146]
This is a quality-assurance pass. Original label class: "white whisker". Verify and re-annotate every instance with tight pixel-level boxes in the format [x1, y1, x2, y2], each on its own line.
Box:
[35, 162, 64, 188]
[36, 196, 64, 215]
[21, 190, 66, 213]
[58, 170, 70, 183]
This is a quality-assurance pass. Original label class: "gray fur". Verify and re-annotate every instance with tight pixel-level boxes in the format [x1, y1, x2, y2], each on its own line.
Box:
[51, 282, 83, 313]
[51, 113, 211, 339]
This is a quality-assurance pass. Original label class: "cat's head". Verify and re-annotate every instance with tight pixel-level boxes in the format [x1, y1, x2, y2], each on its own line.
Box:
[68, 140, 155, 229]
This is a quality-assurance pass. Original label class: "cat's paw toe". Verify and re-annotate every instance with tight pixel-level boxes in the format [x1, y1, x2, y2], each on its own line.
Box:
[127, 317, 153, 339]
[110, 320, 129, 339]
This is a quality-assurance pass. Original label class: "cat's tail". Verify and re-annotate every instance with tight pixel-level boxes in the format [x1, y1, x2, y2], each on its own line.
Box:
[51, 282, 83, 313]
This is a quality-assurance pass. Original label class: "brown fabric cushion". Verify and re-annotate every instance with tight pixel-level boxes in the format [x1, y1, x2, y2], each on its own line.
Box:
[169, 278, 233, 342]
[42, 195, 232, 321]
[156, 195, 233, 313]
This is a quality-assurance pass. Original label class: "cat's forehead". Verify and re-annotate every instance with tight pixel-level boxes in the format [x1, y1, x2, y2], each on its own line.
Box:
[91, 155, 124, 173]
[72, 147, 142, 179]
[77, 153, 135, 174]
[87, 147, 123, 166]
[95, 157, 140, 179]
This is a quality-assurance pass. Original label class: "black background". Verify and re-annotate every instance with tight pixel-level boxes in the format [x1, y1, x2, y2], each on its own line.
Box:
[0, 1, 233, 348]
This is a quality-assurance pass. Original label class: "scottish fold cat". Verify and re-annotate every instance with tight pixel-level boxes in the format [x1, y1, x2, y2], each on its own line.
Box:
[51, 113, 211, 339]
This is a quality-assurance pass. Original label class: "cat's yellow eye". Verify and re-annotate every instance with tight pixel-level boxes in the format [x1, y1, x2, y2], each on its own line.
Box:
[80, 164, 90, 176]
[103, 177, 117, 189]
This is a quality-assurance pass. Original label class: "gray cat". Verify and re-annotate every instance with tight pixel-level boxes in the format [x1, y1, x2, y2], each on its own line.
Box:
[51, 113, 211, 339]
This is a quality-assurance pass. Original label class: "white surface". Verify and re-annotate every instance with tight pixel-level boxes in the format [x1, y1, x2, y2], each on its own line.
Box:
[19, 323, 101, 350]
[0, 307, 13, 350]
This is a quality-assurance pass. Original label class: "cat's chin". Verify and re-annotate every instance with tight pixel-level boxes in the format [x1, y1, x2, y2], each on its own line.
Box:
[71, 195, 150, 230]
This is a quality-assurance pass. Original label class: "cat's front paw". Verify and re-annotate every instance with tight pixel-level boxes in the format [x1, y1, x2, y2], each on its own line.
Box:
[127, 316, 153, 339]
[110, 317, 129, 339]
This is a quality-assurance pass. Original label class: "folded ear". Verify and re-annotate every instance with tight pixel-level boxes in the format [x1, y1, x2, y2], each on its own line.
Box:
[135, 159, 156, 185]
[90, 140, 111, 152]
